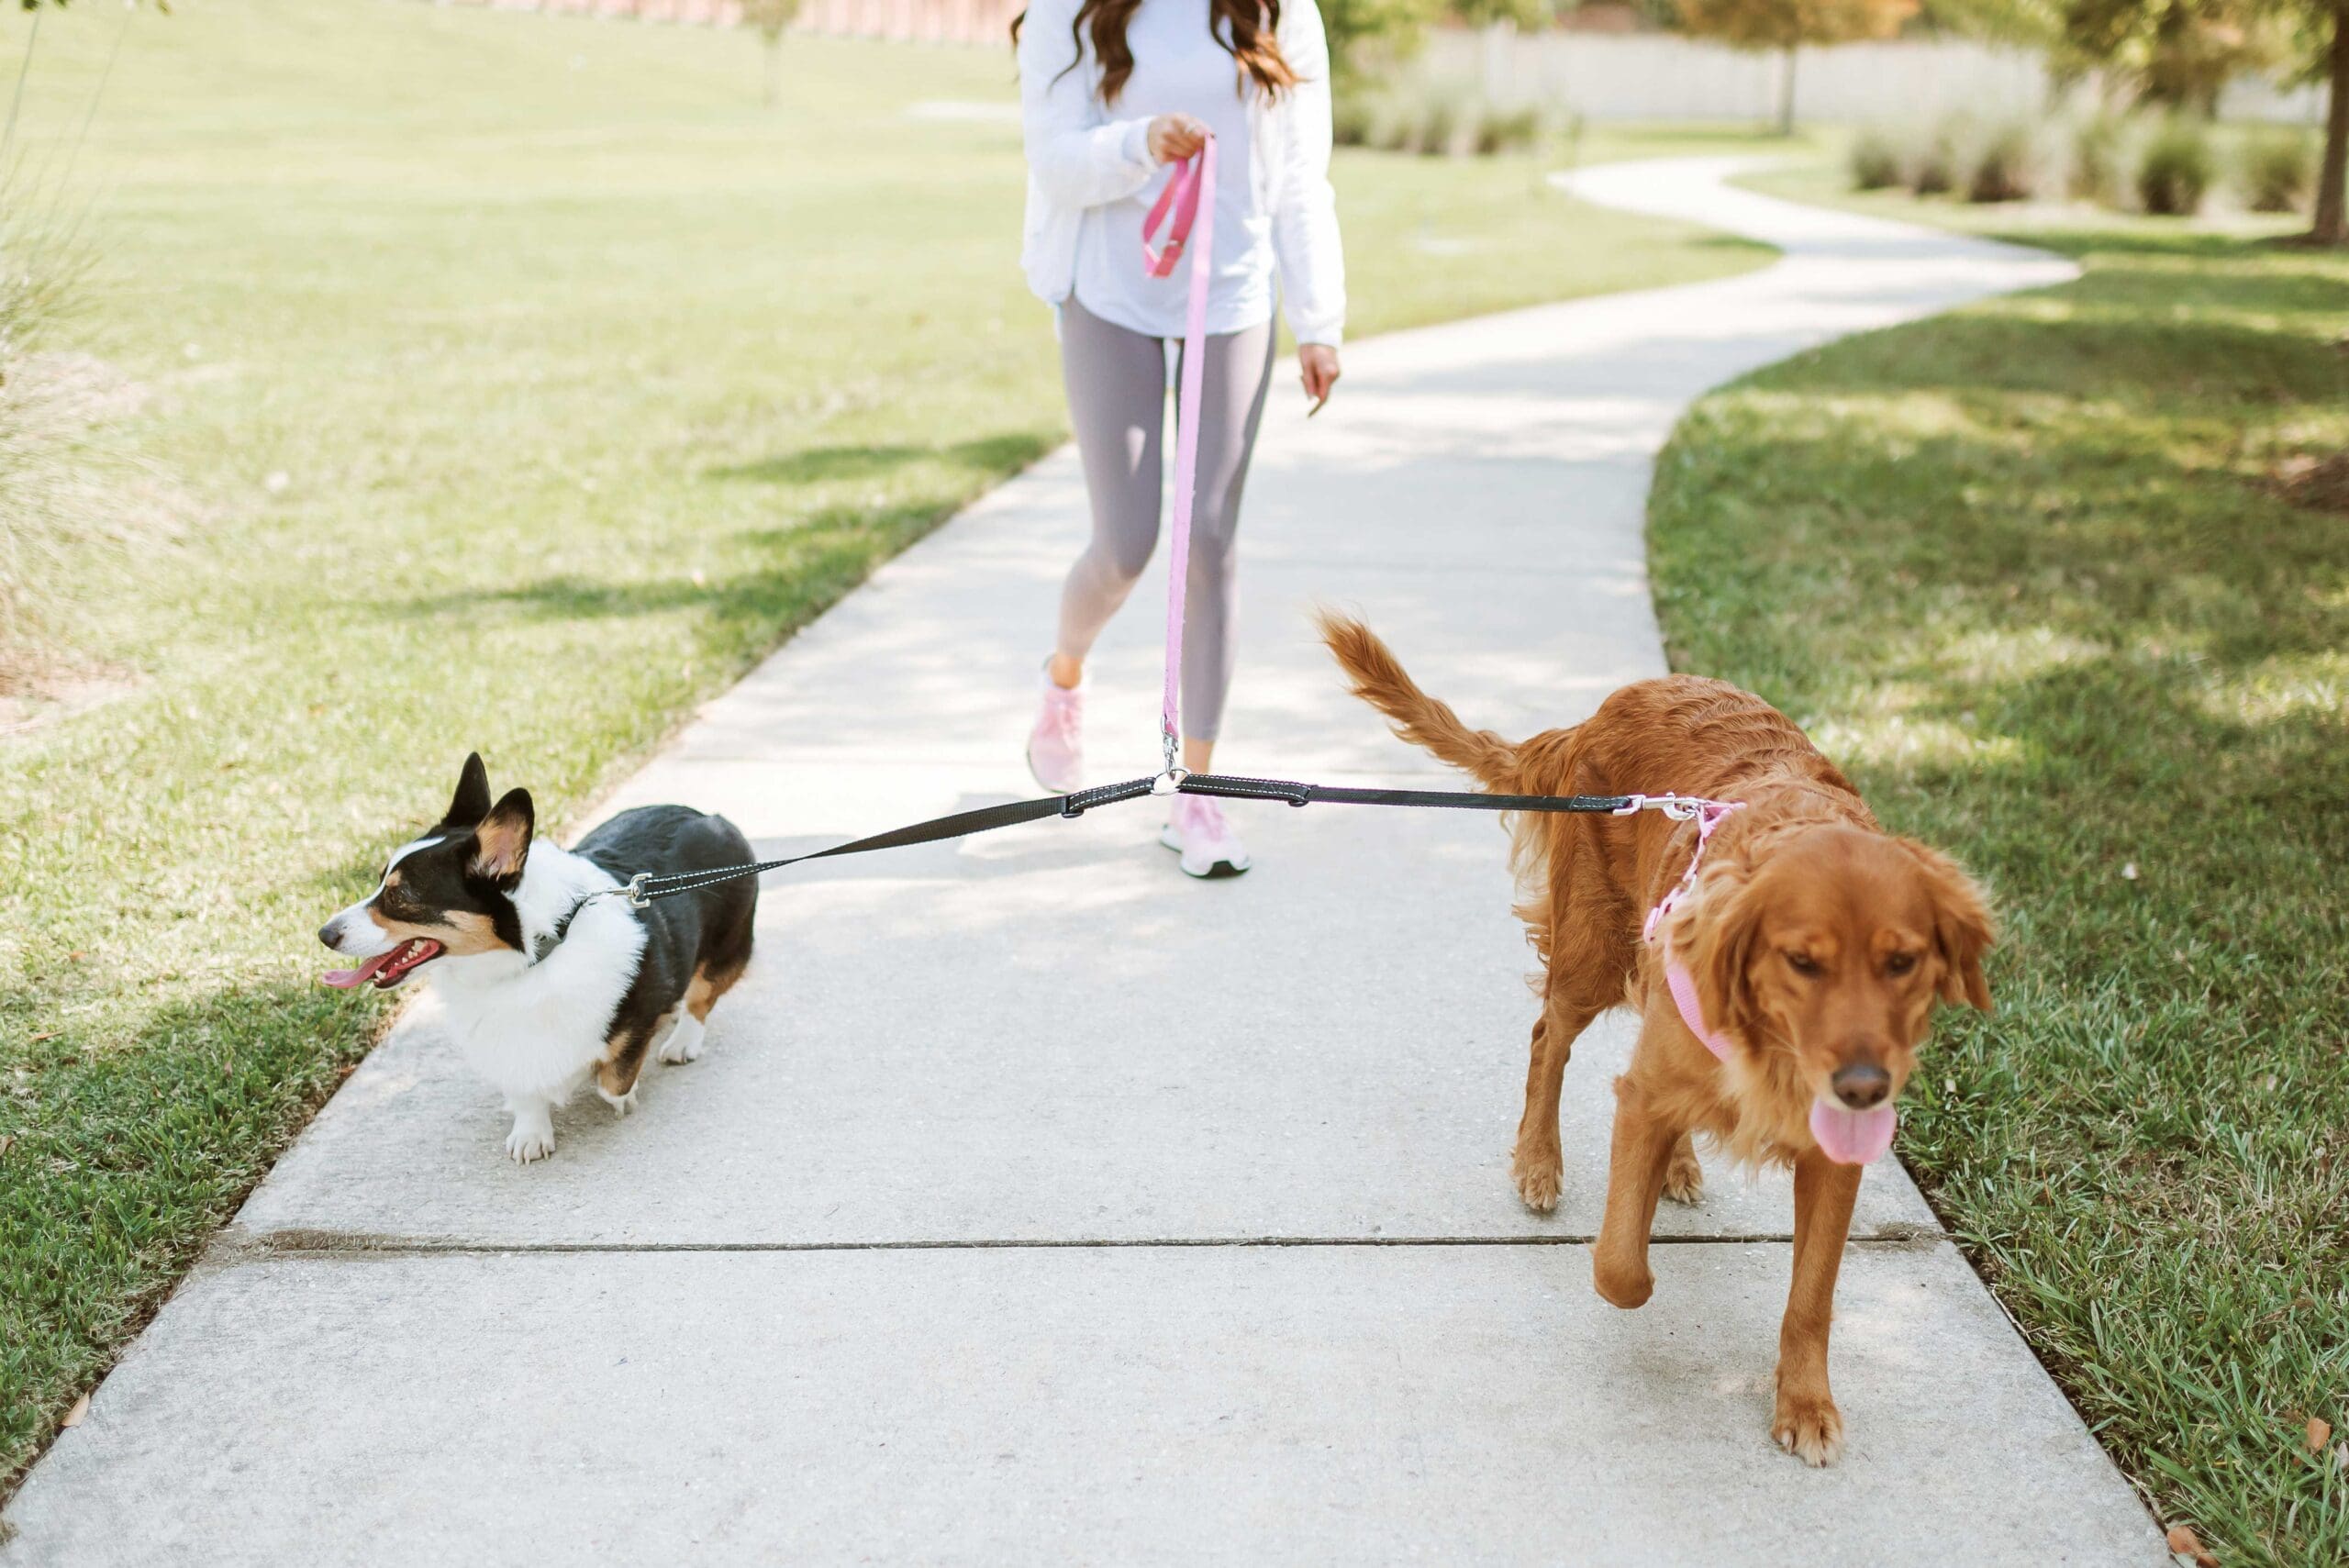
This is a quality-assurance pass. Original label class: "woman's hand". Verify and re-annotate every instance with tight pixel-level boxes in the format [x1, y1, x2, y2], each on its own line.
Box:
[1146, 113, 1209, 165]
[1298, 343, 1341, 409]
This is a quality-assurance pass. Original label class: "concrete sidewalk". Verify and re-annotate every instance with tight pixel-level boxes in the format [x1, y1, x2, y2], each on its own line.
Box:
[4, 160, 2167, 1565]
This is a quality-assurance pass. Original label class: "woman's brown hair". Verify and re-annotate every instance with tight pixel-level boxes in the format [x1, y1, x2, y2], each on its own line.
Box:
[1014, 0, 1298, 106]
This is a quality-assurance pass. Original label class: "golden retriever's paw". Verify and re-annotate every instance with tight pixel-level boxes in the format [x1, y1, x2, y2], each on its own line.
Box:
[1663, 1144, 1705, 1206]
[1511, 1151, 1563, 1214]
[1771, 1392, 1845, 1467]
[1590, 1253, 1653, 1310]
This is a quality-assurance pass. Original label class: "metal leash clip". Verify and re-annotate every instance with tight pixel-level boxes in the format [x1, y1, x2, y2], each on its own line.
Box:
[1612, 793, 1706, 821]
[622, 871, 652, 908]
[1152, 766, 1191, 796]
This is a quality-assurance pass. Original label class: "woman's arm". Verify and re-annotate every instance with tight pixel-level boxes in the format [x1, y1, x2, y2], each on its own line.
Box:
[1019, 0, 1161, 208]
[1270, 0, 1346, 350]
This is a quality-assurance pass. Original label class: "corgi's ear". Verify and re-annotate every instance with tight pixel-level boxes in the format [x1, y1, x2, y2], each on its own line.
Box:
[471, 788, 534, 889]
[444, 753, 493, 829]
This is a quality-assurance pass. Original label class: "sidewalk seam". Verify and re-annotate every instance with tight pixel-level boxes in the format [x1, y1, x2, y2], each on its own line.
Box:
[212, 1227, 1951, 1262]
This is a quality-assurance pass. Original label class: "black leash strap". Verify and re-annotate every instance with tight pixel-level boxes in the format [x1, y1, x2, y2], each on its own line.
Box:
[603, 773, 1162, 907]
[598, 771, 1667, 909]
[1178, 773, 1640, 816]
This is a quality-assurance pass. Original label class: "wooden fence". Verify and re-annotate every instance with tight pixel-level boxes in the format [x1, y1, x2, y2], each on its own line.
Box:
[436, 0, 1023, 45]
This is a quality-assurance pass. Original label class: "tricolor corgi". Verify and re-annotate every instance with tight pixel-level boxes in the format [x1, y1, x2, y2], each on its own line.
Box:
[317, 753, 757, 1162]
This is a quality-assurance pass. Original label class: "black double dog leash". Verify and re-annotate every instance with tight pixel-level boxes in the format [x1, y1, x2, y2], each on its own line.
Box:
[585, 772, 1720, 910]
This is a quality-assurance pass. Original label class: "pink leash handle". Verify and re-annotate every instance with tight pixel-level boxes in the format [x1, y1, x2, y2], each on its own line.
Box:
[1146, 136, 1216, 774]
[1141, 140, 1208, 281]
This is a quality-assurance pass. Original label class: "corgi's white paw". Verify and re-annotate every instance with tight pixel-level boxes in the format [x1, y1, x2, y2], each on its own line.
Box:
[596, 1083, 639, 1118]
[505, 1107, 556, 1164]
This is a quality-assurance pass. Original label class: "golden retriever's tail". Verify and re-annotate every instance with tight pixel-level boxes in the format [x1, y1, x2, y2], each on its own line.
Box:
[1315, 610, 1520, 791]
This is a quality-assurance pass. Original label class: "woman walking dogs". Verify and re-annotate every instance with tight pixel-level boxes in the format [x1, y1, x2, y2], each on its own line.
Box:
[1015, 0, 1347, 877]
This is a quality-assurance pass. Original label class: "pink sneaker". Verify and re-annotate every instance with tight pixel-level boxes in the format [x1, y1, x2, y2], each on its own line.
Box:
[1160, 794, 1251, 878]
[1027, 668, 1085, 793]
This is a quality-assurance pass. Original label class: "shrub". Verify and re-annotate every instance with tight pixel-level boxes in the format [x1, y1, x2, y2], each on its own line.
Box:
[2065, 112, 2127, 205]
[1909, 126, 1959, 195]
[1850, 126, 1902, 190]
[1371, 95, 1425, 153]
[1348, 83, 1555, 159]
[2136, 117, 2213, 216]
[2239, 127, 2315, 214]
[1331, 93, 1375, 149]
[1967, 120, 2038, 203]
[1475, 105, 1540, 155]
[0, 182, 163, 699]
[1419, 95, 1463, 157]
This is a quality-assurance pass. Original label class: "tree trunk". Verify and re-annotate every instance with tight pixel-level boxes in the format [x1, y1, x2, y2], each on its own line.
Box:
[1776, 46, 1798, 138]
[763, 34, 782, 109]
[2316, 2, 2349, 244]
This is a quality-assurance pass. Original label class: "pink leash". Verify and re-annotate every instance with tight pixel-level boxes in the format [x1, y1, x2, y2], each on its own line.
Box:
[1141, 137, 1216, 778]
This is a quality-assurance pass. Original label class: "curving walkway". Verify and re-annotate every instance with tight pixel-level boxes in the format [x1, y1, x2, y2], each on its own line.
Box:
[3, 160, 2167, 1565]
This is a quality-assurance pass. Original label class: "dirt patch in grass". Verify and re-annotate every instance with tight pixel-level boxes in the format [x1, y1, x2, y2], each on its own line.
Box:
[2266, 450, 2349, 514]
[0, 670, 139, 740]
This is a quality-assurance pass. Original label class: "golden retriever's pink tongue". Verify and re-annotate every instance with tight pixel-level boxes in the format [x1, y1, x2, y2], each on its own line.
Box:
[1809, 1098, 1897, 1164]
[320, 950, 395, 990]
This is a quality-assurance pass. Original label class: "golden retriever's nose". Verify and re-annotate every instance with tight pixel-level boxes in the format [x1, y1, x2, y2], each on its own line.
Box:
[1831, 1062, 1891, 1109]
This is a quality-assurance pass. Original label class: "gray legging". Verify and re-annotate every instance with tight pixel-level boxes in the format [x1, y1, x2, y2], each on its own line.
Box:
[1054, 294, 1276, 744]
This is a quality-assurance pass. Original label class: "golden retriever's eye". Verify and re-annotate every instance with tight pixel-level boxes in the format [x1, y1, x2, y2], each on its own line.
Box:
[1786, 951, 1822, 978]
[1886, 951, 1919, 977]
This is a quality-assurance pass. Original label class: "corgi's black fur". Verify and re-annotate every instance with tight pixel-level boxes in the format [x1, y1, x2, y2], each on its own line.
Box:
[318, 753, 758, 1163]
[571, 804, 759, 1104]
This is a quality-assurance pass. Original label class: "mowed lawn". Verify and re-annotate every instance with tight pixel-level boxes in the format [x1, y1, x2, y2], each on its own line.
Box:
[1651, 175, 2347, 1567]
[0, 0, 1785, 1493]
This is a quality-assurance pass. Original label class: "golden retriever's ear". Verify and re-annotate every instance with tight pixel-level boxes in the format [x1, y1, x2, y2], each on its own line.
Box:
[1899, 839, 1995, 1011]
[1671, 856, 1765, 1042]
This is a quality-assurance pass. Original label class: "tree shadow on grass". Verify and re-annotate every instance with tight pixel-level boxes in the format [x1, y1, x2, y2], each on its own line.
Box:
[393, 500, 951, 637]
[1972, 226, 2319, 266]
[1765, 292, 2348, 409]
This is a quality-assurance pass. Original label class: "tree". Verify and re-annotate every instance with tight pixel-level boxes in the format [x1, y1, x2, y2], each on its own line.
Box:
[2314, 0, 2349, 239]
[740, 0, 801, 108]
[2054, 0, 2349, 242]
[1672, 0, 1920, 133]
[2059, 0, 2286, 111]
[1319, 0, 1448, 78]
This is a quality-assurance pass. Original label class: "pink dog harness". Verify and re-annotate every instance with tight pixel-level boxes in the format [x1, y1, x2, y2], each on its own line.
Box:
[1638, 798, 1896, 1167]
[1639, 799, 1743, 1065]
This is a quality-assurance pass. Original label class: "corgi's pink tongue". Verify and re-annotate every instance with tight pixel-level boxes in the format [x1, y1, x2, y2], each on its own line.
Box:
[1809, 1097, 1898, 1165]
[320, 950, 395, 990]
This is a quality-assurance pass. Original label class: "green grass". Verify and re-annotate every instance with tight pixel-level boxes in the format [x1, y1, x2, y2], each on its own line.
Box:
[0, 0, 1783, 1494]
[1650, 178, 2347, 1567]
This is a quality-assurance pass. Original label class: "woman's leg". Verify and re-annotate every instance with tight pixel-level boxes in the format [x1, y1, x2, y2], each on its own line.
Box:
[1052, 296, 1168, 684]
[1171, 315, 1277, 768]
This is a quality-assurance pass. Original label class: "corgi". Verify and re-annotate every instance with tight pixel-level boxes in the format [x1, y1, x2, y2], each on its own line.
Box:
[317, 753, 758, 1163]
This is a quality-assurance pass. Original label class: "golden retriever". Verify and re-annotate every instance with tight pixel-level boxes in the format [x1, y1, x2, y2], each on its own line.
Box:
[1319, 614, 1994, 1466]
